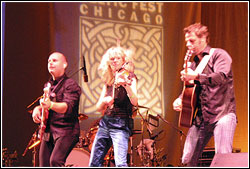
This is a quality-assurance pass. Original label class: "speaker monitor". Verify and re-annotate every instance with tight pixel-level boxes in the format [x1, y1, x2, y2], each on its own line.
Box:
[210, 153, 248, 167]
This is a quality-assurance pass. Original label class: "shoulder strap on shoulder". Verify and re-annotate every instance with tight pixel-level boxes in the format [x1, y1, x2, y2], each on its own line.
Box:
[195, 48, 216, 74]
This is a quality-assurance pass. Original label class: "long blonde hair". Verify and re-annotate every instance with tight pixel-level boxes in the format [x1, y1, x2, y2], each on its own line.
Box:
[98, 46, 135, 86]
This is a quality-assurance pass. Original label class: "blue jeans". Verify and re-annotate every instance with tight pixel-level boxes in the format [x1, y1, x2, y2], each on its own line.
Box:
[89, 116, 130, 167]
[182, 113, 237, 166]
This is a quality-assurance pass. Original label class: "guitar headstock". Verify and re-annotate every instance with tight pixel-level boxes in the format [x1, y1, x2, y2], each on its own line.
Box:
[184, 49, 193, 62]
[43, 83, 51, 96]
[183, 50, 193, 69]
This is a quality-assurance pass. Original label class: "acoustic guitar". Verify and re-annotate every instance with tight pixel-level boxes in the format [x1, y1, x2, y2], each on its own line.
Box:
[179, 50, 198, 128]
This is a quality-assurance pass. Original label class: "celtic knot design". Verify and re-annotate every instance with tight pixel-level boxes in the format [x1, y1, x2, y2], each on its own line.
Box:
[79, 16, 163, 117]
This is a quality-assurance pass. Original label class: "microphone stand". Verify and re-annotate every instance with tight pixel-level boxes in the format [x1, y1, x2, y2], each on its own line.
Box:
[137, 107, 152, 166]
[157, 114, 186, 166]
[69, 66, 86, 80]
[22, 127, 40, 166]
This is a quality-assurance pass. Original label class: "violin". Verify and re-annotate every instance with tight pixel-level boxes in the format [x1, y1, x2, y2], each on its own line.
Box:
[110, 62, 133, 109]
[114, 62, 133, 86]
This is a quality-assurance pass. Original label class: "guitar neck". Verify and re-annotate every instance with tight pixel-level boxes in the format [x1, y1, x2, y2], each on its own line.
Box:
[39, 84, 51, 139]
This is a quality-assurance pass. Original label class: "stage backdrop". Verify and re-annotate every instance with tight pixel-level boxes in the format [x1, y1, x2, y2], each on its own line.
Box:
[78, 2, 164, 117]
[2, 2, 248, 167]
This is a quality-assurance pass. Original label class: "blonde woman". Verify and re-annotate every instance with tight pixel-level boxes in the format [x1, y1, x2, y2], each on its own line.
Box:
[89, 45, 138, 167]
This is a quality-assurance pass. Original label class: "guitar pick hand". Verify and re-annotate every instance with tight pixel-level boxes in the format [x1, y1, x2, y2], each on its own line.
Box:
[173, 98, 182, 112]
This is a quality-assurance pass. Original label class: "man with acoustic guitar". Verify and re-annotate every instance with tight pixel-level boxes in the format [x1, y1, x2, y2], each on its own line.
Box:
[173, 23, 237, 166]
[32, 52, 81, 166]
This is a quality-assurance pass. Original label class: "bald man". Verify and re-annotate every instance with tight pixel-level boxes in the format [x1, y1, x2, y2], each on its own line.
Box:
[32, 52, 82, 166]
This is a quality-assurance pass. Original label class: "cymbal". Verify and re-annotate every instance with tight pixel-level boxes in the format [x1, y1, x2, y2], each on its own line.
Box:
[78, 113, 88, 120]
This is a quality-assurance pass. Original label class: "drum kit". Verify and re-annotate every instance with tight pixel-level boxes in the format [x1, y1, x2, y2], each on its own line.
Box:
[24, 106, 172, 167]
[65, 116, 116, 167]
[66, 106, 168, 167]
[2, 148, 18, 167]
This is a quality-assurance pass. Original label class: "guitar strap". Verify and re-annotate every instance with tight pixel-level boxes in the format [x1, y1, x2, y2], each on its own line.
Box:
[49, 75, 68, 101]
[194, 48, 215, 74]
[51, 76, 67, 94]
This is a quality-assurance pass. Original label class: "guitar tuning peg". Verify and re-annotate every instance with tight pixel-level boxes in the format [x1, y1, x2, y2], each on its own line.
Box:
[45, 82, 51, 88]
[188, 50, 193, 55]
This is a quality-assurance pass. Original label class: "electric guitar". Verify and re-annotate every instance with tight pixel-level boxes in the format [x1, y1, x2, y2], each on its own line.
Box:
[179, 50, 198, 128]
[39, 83, 51, 140]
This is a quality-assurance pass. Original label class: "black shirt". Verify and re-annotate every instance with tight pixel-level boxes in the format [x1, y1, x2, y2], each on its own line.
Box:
[103, 72, 137, 118]
[45, 74, 81, 140]
[191, 46, 236, 124]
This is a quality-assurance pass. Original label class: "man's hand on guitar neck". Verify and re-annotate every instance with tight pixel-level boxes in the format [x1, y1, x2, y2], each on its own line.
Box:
[40, 97, 52, 110]
[180, 68, 199, 81]
[32, 98, 52, 124]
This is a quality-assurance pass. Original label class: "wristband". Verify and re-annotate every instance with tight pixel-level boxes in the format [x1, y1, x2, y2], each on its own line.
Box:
[129, 93, 135, 99]
[48, 102, 54, 110]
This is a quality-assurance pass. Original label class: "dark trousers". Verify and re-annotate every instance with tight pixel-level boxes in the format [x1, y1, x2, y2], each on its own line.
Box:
[39, 134, 78, 167]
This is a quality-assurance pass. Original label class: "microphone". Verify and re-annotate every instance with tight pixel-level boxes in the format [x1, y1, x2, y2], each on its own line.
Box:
[82, 55, 88, 82]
